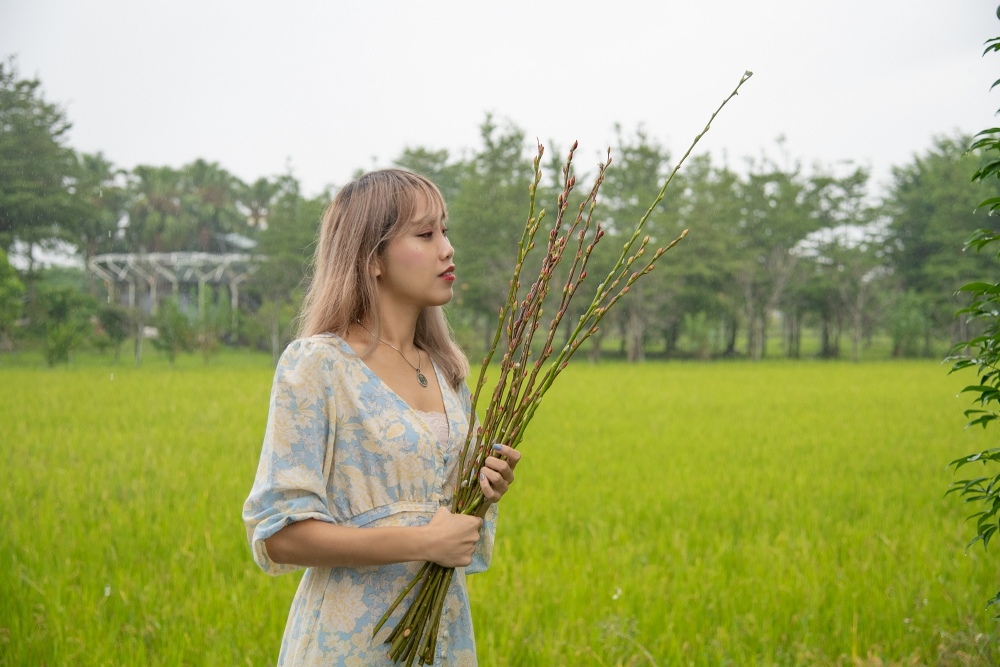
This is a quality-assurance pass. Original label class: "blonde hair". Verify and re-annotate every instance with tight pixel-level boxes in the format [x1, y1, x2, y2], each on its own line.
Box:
[298, 169, 469, 388]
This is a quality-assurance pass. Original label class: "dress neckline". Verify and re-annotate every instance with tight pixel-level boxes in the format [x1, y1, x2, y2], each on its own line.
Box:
[318, 333, 450, 430]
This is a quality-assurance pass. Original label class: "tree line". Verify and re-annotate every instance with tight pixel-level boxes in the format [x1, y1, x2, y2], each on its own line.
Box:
[2, 57, 997, 365]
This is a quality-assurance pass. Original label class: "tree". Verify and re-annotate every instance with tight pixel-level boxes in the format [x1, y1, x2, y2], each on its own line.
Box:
[886, 134, 996, 349]
[0, 247, 24, 348]
[669, 154, 744, 358]
[180, 159, 245, 252]
[35, 283, 93, 366]
[734, 151, 820, 359]
[792, 167, 883, 360]
[251, 174, 323, 362]
[600, 125, 675, 362]
[150, 297, 194, 366]
[95, 303, 132, 363]
[0, 58, 78, 305]
[241, 176, 282, 235]
[394, 147, 463, 204]
[126, 165, 186, 253]
[945, 4, 1000, 615]
[445, 115, 534, 353]
[72, 152, 128, 295]
[799, 224, 887, 361]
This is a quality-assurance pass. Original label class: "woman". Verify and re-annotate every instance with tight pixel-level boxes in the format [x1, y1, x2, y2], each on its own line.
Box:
[243, 169, 519, 666]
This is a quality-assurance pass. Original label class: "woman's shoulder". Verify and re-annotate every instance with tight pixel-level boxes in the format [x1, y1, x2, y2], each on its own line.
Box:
[278, 334, 353, 369]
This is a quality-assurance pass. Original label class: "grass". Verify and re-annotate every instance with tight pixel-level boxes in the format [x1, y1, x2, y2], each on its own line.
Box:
[1, 354, 998, 665]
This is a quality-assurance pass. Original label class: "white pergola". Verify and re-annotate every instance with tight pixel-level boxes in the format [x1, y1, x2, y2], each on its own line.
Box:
[88, 252, 260, 325]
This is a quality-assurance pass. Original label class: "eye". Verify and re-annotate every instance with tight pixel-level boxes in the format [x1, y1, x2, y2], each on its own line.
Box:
[418, 231, 434, 238]
[441, 227, 449, 237]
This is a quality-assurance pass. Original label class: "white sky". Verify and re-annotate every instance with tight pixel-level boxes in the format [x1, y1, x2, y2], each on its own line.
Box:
[1, 0, 997, 199]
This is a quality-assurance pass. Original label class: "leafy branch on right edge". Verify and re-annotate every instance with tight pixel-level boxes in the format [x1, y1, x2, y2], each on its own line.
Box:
[946, 4, 1000, 616]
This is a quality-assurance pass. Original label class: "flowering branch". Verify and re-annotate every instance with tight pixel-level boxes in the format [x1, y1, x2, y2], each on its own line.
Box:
[376, 69, 753, 665]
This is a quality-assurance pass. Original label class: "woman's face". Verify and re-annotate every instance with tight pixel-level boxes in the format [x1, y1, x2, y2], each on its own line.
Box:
[375, 194, 456, 311]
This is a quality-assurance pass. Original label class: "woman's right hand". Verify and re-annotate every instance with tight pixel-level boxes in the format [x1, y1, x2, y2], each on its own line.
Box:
[421, 506, 483, 567]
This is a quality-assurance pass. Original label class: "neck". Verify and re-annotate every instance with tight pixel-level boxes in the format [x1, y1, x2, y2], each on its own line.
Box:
[361, 306, 420, 353]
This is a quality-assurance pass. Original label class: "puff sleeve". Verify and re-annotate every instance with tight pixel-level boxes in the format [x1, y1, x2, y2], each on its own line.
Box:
[242, 340, 336, 575]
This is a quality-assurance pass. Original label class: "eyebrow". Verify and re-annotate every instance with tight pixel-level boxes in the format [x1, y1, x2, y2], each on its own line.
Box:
[411, 210, 447, 228]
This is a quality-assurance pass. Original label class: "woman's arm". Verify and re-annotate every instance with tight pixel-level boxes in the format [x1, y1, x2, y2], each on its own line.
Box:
[264, 506, 483, 569]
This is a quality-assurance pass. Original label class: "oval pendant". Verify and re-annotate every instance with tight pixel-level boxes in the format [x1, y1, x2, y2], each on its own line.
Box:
[417, 372, 428, 388]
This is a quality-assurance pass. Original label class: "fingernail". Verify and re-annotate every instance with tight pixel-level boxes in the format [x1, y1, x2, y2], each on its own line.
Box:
[480, 471, 487, 481]
[492, 443, 503, 452]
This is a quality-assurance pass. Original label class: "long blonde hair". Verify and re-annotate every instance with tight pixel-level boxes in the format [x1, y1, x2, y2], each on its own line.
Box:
[298, 169, 469, 388]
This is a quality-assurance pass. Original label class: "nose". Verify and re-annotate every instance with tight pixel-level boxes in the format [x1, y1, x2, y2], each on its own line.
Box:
[441, 235, 454, 261]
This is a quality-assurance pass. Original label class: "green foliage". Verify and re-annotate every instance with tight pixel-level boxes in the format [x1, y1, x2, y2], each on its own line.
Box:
[735, 149, 826, 359]
[250, 176, 323, 359]
[149, 298, 194, 365]
[887, 133, 997, 334]
[72, 152, 128, 268]
[446, 116, 534, 344]
[35, 284, 93, 365]
[95, 303, 132, 363]
[600, 126, 676, 362]
[0, 57, 77, 251]
[946, 4, 1000, 616]
[0, 247, 24, 341]
[889, 289, 932, 357]
[3, 56, 997, 364]
[196, 288, 232, 364]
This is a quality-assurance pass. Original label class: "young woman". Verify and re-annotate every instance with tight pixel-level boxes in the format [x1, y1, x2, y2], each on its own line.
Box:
[243, 169, 519, 666]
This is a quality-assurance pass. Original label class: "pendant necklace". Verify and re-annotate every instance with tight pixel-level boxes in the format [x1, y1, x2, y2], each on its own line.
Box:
[358, 323, 428, 388]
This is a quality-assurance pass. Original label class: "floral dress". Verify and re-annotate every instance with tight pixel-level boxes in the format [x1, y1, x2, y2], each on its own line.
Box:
[243, 334, 497, 666]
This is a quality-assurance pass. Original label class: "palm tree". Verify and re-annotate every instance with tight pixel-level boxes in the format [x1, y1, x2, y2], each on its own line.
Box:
[127, 165, 186, 253]
[180, 159, 244, 252]
[73, 152, 127, 295]
[241, 176, 282, 235]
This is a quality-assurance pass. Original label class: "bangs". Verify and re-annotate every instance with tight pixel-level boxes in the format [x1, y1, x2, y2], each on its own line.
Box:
[394, 178, 448, 234]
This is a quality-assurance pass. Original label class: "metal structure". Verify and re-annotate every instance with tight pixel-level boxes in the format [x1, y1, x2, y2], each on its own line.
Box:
[88, 252, 260, 325]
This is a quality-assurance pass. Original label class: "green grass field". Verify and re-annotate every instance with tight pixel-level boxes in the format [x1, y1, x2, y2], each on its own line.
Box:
[2, 354, 998, 666]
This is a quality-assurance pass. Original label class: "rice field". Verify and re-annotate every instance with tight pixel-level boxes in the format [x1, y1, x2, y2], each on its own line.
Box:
[1, 354, 998, 666]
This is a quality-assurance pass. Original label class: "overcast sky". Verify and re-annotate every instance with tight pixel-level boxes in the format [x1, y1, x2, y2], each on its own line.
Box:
[1, 0, 997, 199]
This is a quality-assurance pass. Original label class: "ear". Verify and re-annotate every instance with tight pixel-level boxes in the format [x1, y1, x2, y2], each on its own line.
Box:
[372, 257, 383, 278]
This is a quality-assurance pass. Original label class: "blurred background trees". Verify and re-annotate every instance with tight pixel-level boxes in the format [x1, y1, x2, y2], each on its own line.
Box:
[2, 56, 997, 365]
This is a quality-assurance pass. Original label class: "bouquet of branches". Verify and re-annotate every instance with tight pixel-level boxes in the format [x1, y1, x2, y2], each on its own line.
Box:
[374, 70, 753, 665]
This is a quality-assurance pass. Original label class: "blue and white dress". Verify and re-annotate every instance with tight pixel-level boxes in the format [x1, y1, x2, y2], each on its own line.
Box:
[243, 334, 497, 666]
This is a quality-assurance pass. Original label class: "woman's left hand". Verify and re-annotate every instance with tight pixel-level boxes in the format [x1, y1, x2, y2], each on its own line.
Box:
[478, 444, 521, 504]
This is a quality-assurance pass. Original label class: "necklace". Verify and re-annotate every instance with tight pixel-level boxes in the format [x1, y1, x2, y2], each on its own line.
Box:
[357, 323, 428, 388]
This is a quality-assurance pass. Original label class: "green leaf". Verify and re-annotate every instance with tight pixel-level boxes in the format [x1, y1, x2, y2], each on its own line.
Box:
[972, 158, 1000, 182]
[957, 282, 999, 294]
[960, 385, 1000, 394]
